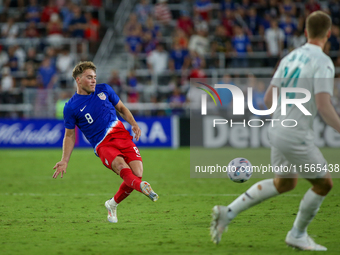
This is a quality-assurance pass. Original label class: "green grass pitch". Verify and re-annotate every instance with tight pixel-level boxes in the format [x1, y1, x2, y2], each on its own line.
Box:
[0, 147, 339, 255]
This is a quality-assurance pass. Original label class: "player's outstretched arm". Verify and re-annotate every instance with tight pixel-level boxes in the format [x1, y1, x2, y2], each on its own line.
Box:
[316, 92, 340, 133]
[115, 100, 141, 141]
[53, 128, 76, 179]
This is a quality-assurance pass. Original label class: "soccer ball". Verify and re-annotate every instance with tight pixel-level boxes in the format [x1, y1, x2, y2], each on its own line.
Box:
[227, 158, 253, 183]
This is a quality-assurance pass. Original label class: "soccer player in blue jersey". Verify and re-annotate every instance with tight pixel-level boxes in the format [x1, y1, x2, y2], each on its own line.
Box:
[52, 61, 158, 223]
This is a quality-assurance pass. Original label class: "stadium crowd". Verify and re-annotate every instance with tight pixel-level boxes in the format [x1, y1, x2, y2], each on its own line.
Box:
[0, 0, 103, 117]
[114, 0, 340, 115]
[1, 0, 340, 118]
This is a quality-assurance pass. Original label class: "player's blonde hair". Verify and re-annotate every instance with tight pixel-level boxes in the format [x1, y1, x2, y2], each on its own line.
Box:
[72, 61, 97, 80]
[306, 11, 331, 39]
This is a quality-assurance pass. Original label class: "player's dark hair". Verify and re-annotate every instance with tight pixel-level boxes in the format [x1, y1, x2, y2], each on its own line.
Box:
[72, 61, 97, 80]
[306, 11, 331, 39]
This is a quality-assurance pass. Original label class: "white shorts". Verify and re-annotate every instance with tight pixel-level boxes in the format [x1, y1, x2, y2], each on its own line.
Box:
[270, 135, 328, 179]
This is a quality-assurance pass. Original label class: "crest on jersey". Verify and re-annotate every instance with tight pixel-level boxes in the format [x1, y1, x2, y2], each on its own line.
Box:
[97, 92, 106, 100]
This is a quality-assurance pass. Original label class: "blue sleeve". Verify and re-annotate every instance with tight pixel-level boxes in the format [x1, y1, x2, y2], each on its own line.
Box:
[183, 50, 189, 57]
[105, 84, 120, 106]
[170, 51, 175, 60]
[63, 103, 76, 129]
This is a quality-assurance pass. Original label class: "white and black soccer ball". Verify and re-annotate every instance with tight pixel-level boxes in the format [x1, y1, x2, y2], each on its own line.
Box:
[227, 158, 253, 183]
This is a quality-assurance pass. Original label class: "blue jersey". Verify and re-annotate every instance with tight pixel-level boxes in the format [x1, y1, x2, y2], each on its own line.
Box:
[64, 83, 130, 152]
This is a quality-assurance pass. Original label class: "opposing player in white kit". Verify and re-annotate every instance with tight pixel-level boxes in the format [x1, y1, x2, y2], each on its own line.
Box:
[210, 11, 340, 250]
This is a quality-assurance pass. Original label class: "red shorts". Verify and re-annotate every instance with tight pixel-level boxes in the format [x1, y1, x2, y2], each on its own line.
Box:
[97, 136, 142, 170]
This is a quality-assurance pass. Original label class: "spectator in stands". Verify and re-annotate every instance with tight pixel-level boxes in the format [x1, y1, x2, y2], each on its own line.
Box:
[69, 6, 87, 38]
[147, 43, 168, 75]
[37, 57, 57, 89]
[240, 0, 252, 9]
[7, 46, 19, 72]
[1, 16, 19, 44]
[47, 13, 64, 47]
[25, 47, 41, 72]
[25, 0, 41, 23]
[220, 0, 235, 13]
[256, 0, 268, 17]
[0, 45, 9, 70]
[222, 9, 237, 37]
[279, 0, 296, 17]
[0, 66, 15, 104]
[60, 1, 75, 32]
[259, 11, 271, 31]
[56, 46, 75, 88]
[246, 7, 261, 36]
[231, 25, 252, 68]
[279, 15, 297, 47]
[267, 0, 280, 19]
[45, 46, 57, 68]
[188, 21, 209, 56]
[21, 63, 38, 89]
[289, 29, 306, 50]
[325, 25, 340, 53]
[177, 10, 194, 37]
[194, 0, 212, 23]
[126, 70, 139, 103]
[143, 16, 161, 40]
[24, 21, 40, 38]
[154, 0, 172, 26]
[108, 70, 122, 97]
[142, 31, 157, 54]
[125, 27, 143, 56]
[328, 0, 340, 26]
[168, 86, 186, 116]
[173, 28, 189, 49]
[84, 11, 100, 53]
[134, 0, 153, 25]
[190, 50, 206, 69]
[211, 25, 230, 55]
[265, 19, 284, 67]
[124, 13, 141, 36]
[84, 12, 100, 42]
[169, 41, 190, 71]
[14, 45, 26, 70]
[41, 0, 59, 23]
[305, 0, 321, 15]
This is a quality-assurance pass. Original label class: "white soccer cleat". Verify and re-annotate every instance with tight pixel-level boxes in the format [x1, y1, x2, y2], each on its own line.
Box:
[105, 199, 118, 223]
[140, 181, 159, 202]
[285, 231, 327, 251]
[210, 205, 231, 244]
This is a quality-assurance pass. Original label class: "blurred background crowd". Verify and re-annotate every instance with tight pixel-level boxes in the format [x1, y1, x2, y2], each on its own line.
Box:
[1, 0, 340, 118]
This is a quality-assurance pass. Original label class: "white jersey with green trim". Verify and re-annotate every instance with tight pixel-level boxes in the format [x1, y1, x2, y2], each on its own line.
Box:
[269, 43, 334, 142]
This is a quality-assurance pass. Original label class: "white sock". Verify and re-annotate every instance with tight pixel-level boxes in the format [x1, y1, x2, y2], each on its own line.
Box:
[290, 188, 325, 238]
[109, 198, 118, 207]
[227, 179, 279, 220]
